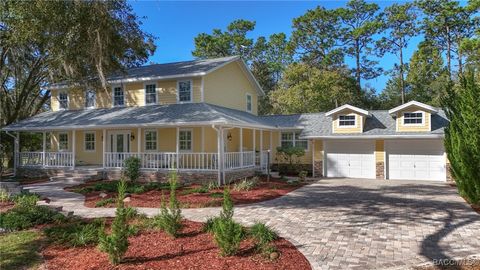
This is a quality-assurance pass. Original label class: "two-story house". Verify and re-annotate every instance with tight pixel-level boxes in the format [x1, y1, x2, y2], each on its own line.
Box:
[3, 56, 450, 183]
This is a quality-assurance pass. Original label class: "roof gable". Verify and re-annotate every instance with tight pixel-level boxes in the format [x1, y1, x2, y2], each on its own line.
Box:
[325, 104, 370, 117]
[388, 101, 438, 115]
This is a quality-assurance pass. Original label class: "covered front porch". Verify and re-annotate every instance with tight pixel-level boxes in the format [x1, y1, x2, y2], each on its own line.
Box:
[13, 125, 273, 183]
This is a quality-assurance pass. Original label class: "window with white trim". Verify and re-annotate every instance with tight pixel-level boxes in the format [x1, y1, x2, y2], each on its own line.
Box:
[59, 92, 68, 110]
[84, 132, 95, 151]
[246, 94, 252, 112]
[145, 84, 157, 105]
[59, 133, 68, 151]
[85, 89, 96, 109]
[178, 80, 192, 102]
[145, 130, 157, 151]
[403, 112, 423, 124]
[179, 130, 192, 151]
[281, 132, 308, 150]
[113, 86, 124, 106]
[339, 115, 356, 126]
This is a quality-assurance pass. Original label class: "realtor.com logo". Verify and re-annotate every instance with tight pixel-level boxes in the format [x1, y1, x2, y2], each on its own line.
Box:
[432, 258, 477, 266]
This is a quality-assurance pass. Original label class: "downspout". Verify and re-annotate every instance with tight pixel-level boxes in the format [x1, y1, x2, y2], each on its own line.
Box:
[5, 131, 18, 177]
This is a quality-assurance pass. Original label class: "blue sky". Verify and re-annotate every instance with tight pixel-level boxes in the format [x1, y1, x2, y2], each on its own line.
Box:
[129, 1, 424, 93]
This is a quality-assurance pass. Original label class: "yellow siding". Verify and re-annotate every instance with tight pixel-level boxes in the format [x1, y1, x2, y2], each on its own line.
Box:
[375, 140, 385, 163]
[331, 110, 364, 134]
[313, 140, 323, 162]
[396, 107, 431, 132]
[204, 62, 259, 115]
[75, 130, 103, 165]
[204, 127, 218, 152]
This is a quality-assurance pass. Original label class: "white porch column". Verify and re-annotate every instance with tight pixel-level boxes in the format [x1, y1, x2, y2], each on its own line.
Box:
[259, 130, 263, 167]
[176, 127, 180, 170]
[42, 132, 46, 168]
[216, 127, 224, 185]
[269, 131, 273, 162]
[252, 129, 256, 152]
[239, 128, 243, 167]
[14, 132, 19, 176]
[102, 129, 106, 168]
[137, 127, 141, 156]
[72, 130, 76, 169]
[311, 140, 315, 178]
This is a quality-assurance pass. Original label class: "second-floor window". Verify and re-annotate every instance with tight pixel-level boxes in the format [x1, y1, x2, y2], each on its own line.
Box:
[403, 112, 423, 125]
[339, 115, 356, 127]
[145, 84, 157, 105]
[85, 89, 96, 109]
[59, 92, 68, 110]
[178, 80, 192, 103]
[113, 86, 124, 107]
[281, 131, 308, 150]
[246, 94, 252, 112]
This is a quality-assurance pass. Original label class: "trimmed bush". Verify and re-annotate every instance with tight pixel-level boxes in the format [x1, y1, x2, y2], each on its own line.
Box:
[0, 189, 9, 202]
[12, 192, 40, 208]
[98, 178, 130, 265]
[153, 171, 182, 238]
[212, 218, 244, 256]
[219, 189, 234, 220]
[123, 156, 141, 182]
[202, 216, 221, 233]
[298, 170, 308, 181]
[45, 219, 104, 247]
[249, 222, 278, 255]
[0, 205, 65, 231]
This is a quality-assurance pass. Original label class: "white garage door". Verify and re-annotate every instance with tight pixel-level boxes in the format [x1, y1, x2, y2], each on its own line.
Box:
[325, 140, 375, 179]
[387, 140, 446, 181]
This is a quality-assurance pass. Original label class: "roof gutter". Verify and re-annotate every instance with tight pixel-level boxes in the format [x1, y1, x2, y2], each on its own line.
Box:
[300, 134, 445, 140]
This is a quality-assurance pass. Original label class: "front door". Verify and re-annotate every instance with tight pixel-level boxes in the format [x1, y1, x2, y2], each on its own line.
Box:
[108, 131, 130, 167]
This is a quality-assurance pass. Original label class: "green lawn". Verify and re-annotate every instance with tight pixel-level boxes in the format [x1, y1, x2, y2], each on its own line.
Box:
[0, 230, 43, 270]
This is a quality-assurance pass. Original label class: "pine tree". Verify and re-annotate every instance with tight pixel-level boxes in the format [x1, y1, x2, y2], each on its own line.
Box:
[442, 70, 480, 205]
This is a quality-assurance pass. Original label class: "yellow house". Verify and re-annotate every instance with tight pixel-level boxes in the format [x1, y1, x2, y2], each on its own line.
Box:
[3, 56, 450, 183]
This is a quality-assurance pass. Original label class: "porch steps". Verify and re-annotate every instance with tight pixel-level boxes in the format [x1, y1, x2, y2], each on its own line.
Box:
[49, 169, 104, 183]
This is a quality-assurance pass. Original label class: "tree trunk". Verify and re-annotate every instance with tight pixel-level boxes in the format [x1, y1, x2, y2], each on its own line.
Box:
[399, 47, 405, 104]
[446, 26, 452, 80]
[458, 49, 463, 76]
[355, 39, 361, 93]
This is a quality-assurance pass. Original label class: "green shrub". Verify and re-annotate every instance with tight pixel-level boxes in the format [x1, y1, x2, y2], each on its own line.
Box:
[249, 222, 278, 255]
[219, 189, 234, 220]
[12, 192, 40, 208]
[204, 181, 220, 191]
[0, 206, 65, 231]
[98, 178, 130, 265]
[153, 171, 182, 238]
[209, 192, 223, 198]
[202, 216, 221, 233]
[298, 170, 308, 181]
[276, 146, 305, 174]
[95, 198, 115, 207]
[0, 189, 9, 202]
[44, 219, 104, 247]
[212, 218, 244, 256]
[123, 156, 141, 182]
[181, 186, 208, 195]
[233, 177, 259, 191]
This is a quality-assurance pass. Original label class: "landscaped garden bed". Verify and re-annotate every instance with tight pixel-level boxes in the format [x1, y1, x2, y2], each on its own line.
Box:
[66, 176, 305, 208]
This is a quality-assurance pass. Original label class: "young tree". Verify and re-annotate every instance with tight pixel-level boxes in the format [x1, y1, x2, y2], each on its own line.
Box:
[442, 70, 480, 205]
[337, 0, 383, 90]
[290, 7, 344, 69]
[378, 3, 419, 104]
[269, 63, 357, 114]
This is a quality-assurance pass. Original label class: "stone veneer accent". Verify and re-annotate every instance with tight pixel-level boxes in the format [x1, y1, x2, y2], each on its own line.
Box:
[376, 162, 385, 180]
[105, 169, 218, 184]
[16, 167, 104, 180]
[313, 160, 323, 178]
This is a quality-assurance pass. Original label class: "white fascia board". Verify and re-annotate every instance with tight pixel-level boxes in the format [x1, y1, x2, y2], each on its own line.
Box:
[388, 101, 438, 115]
[325, 104, 370, 117]
[300, 134, 445, 140]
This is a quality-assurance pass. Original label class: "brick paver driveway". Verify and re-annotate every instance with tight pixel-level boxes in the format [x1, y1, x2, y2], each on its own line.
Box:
[223, 178, 480, 270]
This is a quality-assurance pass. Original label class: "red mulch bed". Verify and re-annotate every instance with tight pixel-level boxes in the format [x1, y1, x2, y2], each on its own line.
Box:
[41, 220, 311, 270]
[0, 201, 15, 213]
[75, 178, 304, 208]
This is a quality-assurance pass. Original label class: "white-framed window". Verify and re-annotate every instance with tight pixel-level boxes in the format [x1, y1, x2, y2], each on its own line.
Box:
[338, 115, 356, 127]
[177, 80, 192, 103]
[113, 86, 125, 107]
[246, 93, 252, 113]
[59, 92, 68, 110]
[280, 131, 308, 150]
[84, 132, 95, 151]
[179, 129, 192, 151]
[145, 83, 157, 105]
[145, 130, 157, 151]
[85, 89, 96, 109]
[403, 112, 423, 125]
[59, 133, 68, 151]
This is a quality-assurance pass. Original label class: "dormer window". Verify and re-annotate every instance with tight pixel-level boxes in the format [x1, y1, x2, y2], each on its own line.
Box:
[85, 89, 96, 109]
[113, 86, 125, 107]
[403, 112, 423, 125]
[339, 115, 356, 127]
[246, 93, 252, 113]
[145, 84, 157, 105]
[59, 92, 68, 110]
[177, 80, 192, 103]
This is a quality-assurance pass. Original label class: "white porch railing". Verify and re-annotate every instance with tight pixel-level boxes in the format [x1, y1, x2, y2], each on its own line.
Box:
[224, 151, 255, 170]
[18, 152, 73, 167]
[104, 152, 219, 171]
[256, 150, 269, 173]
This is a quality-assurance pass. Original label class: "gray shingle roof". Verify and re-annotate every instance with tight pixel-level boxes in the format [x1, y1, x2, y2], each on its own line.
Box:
[49, 56, 239, 89]
[3, 103, 448, 138]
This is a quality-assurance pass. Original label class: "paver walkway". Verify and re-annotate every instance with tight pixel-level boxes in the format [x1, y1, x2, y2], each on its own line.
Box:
[24, 178, 480, 270]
